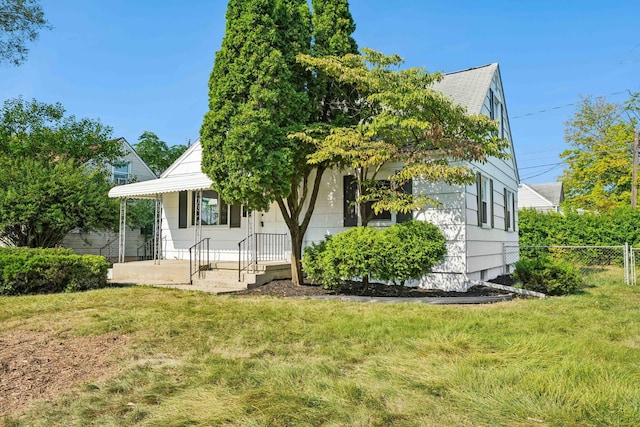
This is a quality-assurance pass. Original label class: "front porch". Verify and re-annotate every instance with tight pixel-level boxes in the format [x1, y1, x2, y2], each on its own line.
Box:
[110, 259, 292, 293]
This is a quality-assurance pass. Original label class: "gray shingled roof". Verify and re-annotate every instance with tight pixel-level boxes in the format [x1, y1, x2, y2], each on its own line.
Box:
[431, 63, 498, 114]
[528, 182, 564, 205]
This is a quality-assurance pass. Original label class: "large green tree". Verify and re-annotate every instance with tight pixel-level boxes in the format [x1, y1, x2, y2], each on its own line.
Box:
[202, 0, 358, 285]
[296, 49, 509, 226]
[560, 94, 640, 212]
[0, 97, 121, 247]
[0, 97, 121, 167]
[134, 131, 187, 176]
[0, 157, 117, 247]
[0, 0, 49, 66]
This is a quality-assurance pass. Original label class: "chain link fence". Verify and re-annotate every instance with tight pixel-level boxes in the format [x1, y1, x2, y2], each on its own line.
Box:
[503, 244, 631, 285]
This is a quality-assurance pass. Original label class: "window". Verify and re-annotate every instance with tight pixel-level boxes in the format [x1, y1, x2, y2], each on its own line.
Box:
[364, 180, 392, 222]
[476, 173, 493, 227]
[344, 176, 407, 226]
[504, 189, 515, 231]
[112, 162, 131, 184]
[488, 89, 504, 137]
[192, 190, 228, 226]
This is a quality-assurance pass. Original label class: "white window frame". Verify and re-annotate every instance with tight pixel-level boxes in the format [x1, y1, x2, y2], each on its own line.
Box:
[480, 176, 491, 227]
[506, 190, 515, 231]
[192, 190, 229, 227]
[112, 162, 131, 185]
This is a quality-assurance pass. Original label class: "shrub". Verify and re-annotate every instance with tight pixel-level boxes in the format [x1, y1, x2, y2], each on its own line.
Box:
[513, 256, 583, 296]
[377, 221, 447, 286]
[303, 226, 381, 289]
[302, 220, 447, 289]
[0, 247, 109, 295]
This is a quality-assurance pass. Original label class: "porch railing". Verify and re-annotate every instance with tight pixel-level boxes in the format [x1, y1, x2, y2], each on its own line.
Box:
[189, 238, 210, 285]
[238, 233, 290, 281]
[99, 237, 118, 264]
[137, 238, 154, 261]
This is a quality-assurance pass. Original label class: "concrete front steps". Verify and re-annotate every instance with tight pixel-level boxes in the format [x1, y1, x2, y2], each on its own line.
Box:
[192, 261, 292, 292]
[110, 259, 291, 294]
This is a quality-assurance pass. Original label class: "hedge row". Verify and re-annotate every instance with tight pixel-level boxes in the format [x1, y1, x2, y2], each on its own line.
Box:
[519, 206, 640, 247]
[0, 247, 109, 296]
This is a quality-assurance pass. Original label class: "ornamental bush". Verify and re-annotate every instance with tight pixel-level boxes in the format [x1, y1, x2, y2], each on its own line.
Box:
[377, 221, 447, 286]
[302, 220, 446, 289]
[513, 256, 583, 296]
[0, 247, 109, 295]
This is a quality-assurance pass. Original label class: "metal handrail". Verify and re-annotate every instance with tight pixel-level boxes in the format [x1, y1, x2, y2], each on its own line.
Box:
[137, 238, 154, 261]
[238, 233, 290, 281]
[189, 238, 210, 285]
[99, 237, 118, 264]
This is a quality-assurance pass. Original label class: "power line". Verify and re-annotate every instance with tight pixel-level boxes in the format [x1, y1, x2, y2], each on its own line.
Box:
[519, 162, 564, 171]
[520, 162, 564, 180]
[511, 89, 635, 120]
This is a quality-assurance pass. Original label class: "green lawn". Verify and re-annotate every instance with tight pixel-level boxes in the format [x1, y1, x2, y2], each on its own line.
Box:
[2, 280, 640, 426]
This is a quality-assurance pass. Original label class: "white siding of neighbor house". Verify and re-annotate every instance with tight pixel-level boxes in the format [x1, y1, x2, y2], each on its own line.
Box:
[518, 185, 559, 213]
[62, 138, 156, 258]
[61, 229, 146, 260]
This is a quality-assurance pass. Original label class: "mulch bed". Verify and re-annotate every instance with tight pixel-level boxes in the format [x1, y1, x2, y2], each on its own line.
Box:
[234, 279, 511, 298]
[0, 329, 128, 416]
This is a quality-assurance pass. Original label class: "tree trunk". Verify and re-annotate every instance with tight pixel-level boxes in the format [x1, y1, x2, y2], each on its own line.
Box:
[290, 230, 304, 286]
[276, 165, 327, 286]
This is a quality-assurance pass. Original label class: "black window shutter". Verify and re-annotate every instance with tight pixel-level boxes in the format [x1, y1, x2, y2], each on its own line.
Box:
[396, 179, 413, 223]
[343, 175, 358, 227]
[476, 173, 482, 226]
[230, 204, 241, 228]
[178, 191, 187, 229]
[490, 179, 494, 228]
[503, 188, 509, 231]
[489, 90, 495, 120]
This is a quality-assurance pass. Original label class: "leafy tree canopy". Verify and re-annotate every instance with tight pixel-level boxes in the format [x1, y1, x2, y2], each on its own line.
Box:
[0, 97, 120, 167]
[0, 97, 123, 247]
[0, 0, 50, 66]
[560, 94, 640, 212]
[134, 131, 187, 176]
[0, 156, 117, 247]
[201, 0, 312, 212]
[294, 49, 509, 225]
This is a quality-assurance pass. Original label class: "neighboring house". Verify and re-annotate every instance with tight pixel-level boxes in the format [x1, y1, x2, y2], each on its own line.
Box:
[61, 137, 157, 261]
[109, 63, 519, 290]
[518, 182, 564, 213]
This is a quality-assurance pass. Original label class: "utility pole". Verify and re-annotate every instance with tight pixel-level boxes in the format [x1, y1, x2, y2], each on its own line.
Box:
[633, 128, 639, 209]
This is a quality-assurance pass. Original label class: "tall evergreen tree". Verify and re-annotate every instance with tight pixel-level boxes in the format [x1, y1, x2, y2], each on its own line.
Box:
[201, 0, 359, 285]
[201, 0, 310, 210]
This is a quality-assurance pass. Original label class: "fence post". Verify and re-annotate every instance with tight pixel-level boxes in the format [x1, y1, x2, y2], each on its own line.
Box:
[624, 243, 630, 285]
[502, 243, 507, 275]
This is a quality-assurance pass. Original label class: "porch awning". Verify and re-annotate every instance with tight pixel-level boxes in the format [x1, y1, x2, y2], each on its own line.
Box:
[108, 173, 213, 199]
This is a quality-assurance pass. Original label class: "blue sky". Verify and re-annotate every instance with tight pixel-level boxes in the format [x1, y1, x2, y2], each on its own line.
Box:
[1, 0, 638, 183]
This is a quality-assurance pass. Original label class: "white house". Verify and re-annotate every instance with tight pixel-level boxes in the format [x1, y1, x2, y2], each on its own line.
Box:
[61, 137, 157, 261]
[109, 63, 519, 290]
[518, 182, 564, 213]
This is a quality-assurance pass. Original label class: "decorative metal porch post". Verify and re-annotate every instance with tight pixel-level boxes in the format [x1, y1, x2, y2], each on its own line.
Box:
[194, 189, 202, 261]
[118, 197, 127, 264]
[153, 194, 163, 265]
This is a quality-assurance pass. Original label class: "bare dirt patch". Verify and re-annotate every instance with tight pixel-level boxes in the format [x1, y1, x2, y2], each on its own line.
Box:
[0, 329, 128, 416]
